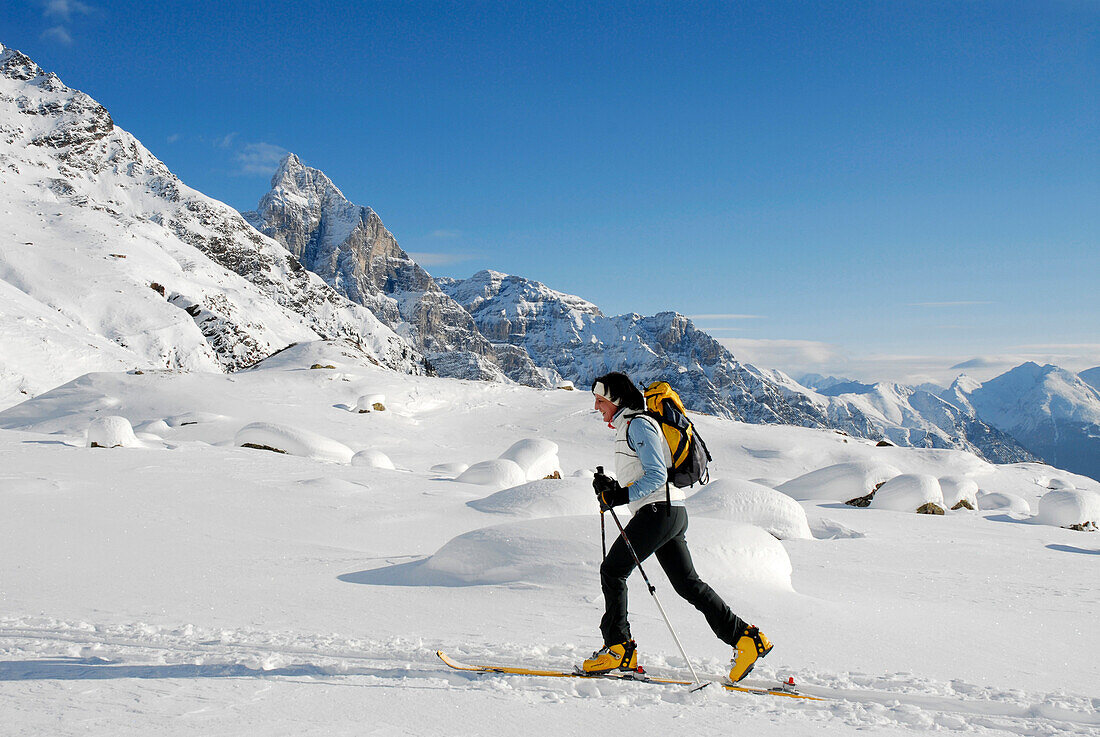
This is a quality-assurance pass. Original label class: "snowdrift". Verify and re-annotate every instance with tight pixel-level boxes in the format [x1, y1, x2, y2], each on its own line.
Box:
[467, 478, 594, 518]
[455, 459, 528, 488]
[497, 438, 561, 481]
[1033, 489, 1100, 528]
[234, 422, 354, 464]
[348, 517, 794, 590]
[86, 415, 141, 448]
[687, 478, 811, 539]
[775, 460, 901, 502]
[870, 473, 944, 513]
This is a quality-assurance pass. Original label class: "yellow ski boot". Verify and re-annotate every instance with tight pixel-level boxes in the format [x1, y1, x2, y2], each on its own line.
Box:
[580, 640, 639, 674]
[728, 626, 772, 683]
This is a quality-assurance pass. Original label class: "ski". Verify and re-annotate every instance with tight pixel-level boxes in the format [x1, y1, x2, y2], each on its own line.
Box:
[436, 651, 825, 700]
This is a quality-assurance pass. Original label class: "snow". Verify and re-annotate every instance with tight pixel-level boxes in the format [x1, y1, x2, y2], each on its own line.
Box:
[468, 477, 594, 518]
[86, 415, 141, 448]
[976, 490, 1033, 516]
[869, 473, 944, 512]
[939, 475, 980, 508]
[355, 393, 386, 412]
[430, 461, 469, 477]
[497, 437, 561, 481]
[686, 478, 812, 539]
[350, 449, 396, 470]
[696, 522, 794, 589]
[1033, 489, 1100, 528]
[1, 347, 1099, 735]
[775, 460, 901, 502]
[455, 459, 528, 488]
[234, 421, 355, 464]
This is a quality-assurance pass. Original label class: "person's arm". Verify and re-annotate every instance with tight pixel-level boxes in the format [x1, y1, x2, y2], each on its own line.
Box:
[625, 417, 668, 501]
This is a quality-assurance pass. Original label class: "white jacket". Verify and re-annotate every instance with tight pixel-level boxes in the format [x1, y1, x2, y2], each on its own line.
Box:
[610, 409, 684, 514]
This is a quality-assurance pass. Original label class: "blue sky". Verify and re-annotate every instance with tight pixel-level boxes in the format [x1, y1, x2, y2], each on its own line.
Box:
[6, 1, 1098, 383]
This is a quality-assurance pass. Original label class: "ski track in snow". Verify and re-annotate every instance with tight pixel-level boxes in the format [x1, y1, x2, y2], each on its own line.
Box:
[2, 618, 1097, 737]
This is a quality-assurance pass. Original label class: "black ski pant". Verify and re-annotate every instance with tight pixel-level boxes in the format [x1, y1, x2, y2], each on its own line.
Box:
[600, 503, 747, 648]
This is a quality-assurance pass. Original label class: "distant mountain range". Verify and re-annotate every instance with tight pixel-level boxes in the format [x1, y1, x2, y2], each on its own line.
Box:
[801, 364, 1100, 482]
[1, 41, 1095, 478]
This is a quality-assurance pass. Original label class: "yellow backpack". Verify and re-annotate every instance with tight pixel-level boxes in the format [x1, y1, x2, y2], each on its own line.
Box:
[641, 381, 712, 489]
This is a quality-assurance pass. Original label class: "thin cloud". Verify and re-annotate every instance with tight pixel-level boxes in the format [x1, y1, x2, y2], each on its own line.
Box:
[428, 229, 461, 239]
[166, 133, 181, 144]
[235, 142, 288, 176]
[689, 313, 765, 320]
[215, 132, 240, 149]
[43, 0, 94, 21]
[908, 301, 994, 307]
[40, 26, 73, 44]
[406, 252, 476, 267]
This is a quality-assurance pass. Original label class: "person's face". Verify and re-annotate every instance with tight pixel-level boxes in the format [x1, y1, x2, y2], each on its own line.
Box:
[594, 395, 619, 424]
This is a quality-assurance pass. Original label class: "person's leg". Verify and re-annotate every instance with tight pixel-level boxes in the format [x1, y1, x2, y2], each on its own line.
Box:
[654, 508, 747, 646]
[598, 505, 677, 645]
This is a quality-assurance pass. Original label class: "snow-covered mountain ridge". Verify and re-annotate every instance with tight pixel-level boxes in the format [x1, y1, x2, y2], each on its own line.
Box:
[244, 154, 551, 387]
[439, 270, 1039, 464]
[235, 152, 1040, 466]
[803, 365, 1100, 482]
[959, 363, 1100, 481]
[0, 41, 1069, 473]
[0, 43, 423, 406]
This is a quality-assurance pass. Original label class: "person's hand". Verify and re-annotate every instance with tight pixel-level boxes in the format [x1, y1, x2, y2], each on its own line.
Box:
[593, 472, 628, 511]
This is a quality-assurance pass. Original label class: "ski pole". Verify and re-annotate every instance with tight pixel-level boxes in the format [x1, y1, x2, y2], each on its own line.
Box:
[595, 467, 707, 691]
[600, 509, 607, 558]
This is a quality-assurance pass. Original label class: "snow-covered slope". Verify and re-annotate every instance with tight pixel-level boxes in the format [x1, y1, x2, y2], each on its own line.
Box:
[958, 362, 1100, 481]
[442, 270, 881, 435]
[815, 381, 1037, 464]
[1, 348, 1097, 735]
[243, 154, 550, 387]
[1079, 366, 1100, 392]
[440, 270, 1037, 464]
[0, 43, 419, 410]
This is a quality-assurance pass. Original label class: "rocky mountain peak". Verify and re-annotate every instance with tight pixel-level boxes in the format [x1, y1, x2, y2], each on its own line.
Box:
[244, 158, 552, 388]
[1, 44, 422, 386]
[0, 43, 42, 81]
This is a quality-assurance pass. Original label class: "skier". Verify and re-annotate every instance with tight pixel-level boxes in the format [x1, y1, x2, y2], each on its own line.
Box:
[582, 371, 772, 683]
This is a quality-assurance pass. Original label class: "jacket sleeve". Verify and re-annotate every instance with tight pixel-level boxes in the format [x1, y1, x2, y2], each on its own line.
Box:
[625, 417, 668, 501]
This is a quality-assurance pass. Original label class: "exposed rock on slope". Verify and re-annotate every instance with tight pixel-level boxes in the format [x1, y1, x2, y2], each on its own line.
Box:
[0, 42, 419, 407]
[441, 270, 880, 434]
[243, 154, 549, 387]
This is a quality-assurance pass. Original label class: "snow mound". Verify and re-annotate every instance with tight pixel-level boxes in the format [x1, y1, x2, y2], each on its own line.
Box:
[976, 490, 1032, 516]
[870, 474, 944, 512]
[234, 422, 353, 464]
[808, 517, 866, 539]
[776, 460, 901, 502]
[351, 449, 395, 470]
[87, 415, 140, 448]
[356, 517, 791, 589]
[134, 419, 171, 435]
[1033, 489, 1100, 528]
[165, 411, 228, 427]
[355, 394, 386, 412]
[467, 478, 593, 518]
[498, 438, 561, 481]
[1046, 477, 1075, 491]
[939, 476, 979, 509]
[687, 478, 811, 539]
[430, 462, 469, 478]
[455, 459, 527, 488]
[386, 517, 600, 586]
[694, 522, 794, 590]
